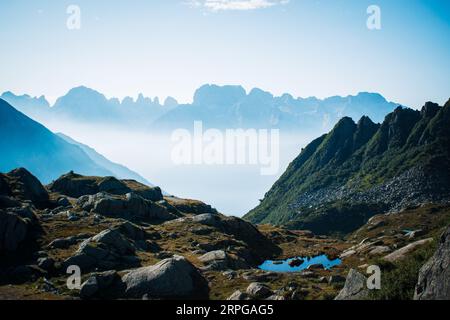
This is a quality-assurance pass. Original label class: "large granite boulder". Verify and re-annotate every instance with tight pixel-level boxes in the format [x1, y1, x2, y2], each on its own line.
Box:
[0, 210, 30, 252]
[335, 269, 369, 300]
[121, 255, 209, 299]
[414, 227, 450, 300]
[0, 206, 39, 253]
[62, 228, 139, 271]
[383, 238, 433, 262]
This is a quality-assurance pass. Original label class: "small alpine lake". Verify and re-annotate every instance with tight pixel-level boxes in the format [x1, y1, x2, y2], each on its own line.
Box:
[258, 255, 342, 273]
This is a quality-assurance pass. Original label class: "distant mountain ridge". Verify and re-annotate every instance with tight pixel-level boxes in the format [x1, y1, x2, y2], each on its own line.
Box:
[0, 98, 154, 186]
[244, 99, 450, 235]
[1, 85, 401, 132]
[1, 87, 179, 127]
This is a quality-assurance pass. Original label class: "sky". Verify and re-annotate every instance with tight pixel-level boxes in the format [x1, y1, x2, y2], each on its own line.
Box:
[0, 0, 449, 108]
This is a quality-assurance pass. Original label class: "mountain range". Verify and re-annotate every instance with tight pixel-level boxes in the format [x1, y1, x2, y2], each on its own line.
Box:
[0, 98, 153, 185]
[1, 85, 401, 132]
[245, 99, 450, 235]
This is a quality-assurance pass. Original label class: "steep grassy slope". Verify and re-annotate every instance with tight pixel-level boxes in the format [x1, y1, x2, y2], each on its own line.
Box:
[245, 100, 450, 235]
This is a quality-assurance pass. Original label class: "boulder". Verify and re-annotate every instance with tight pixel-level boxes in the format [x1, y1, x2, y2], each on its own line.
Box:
[80, 270, 120, 299]
[227, 290, 250, 300]
[335, 269, 369, 300]
[114, 221, 146, 241]
[37, 257, 55, 271]
[81, 192, 175, 221]
[0, 168, 49, 207]
[199, 250, 230, 270]
[383, 238, 433, 262]
[0, 210, 32, 252]
[414, 227, 450, 300]
[246, 282, 273, 299]
[368, 246, 391, 256]
[121, 255, 209, 299]
[192, 213, 222, 228]
[47, 233, 90, 249]
[62, 229, 138, 271]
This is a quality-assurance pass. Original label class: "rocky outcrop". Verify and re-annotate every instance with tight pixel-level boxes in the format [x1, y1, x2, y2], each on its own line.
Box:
[246, 282, 273, 299]
[414, 227, 450, 300]
[121, 255, 209, 299]
[335, 269, 369, 300]
[0, 206, 39, 253]
[79, 270, 121, 299]
[62, 227, 140, 271]
[49, 172, 163, 201]
[245, 102, 450, 235]
[227, 290, 250, 300]
[383, 238, 433, 263]
[0, 168, 49, 208]
[77, 192, 175, 221]
[0, 210, 31, 252]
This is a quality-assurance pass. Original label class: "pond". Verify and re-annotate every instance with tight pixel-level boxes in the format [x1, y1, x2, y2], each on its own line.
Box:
[258, 255, 342, 273]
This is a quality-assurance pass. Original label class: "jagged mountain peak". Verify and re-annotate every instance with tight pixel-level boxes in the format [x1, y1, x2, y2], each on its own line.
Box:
[193, 84, 247, 106]
[421, 101, 441, 118]
[245, 99, 450, 234]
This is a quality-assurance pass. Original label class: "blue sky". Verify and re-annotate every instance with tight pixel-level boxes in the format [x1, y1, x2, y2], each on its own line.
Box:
[0, 0, 449, 107]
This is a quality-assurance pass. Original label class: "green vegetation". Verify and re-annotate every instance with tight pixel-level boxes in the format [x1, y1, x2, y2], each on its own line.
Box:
[245, 101, 450, 235]
[369, 240, 437, 300]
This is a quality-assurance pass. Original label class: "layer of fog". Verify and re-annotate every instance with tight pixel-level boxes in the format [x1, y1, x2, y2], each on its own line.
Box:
[44, 120, 318, 217]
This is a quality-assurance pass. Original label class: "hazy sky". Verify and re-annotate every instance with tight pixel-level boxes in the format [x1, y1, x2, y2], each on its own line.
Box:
[0, 0, 449, 107]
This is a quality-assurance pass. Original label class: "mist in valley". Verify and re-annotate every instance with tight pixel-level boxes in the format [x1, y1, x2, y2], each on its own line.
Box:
[43, 119, 318, 217]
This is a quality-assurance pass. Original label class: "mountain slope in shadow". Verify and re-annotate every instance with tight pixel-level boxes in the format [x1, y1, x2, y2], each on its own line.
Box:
[0, 99, 152, 185]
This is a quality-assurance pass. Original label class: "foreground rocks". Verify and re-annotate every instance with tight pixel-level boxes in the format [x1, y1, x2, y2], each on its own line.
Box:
[62, 224, 143, 271]
[0, 168, 49, 208]
[121, 255, 209, 299]
[335, 269, 368, 300]
[414, 227, 450, 300]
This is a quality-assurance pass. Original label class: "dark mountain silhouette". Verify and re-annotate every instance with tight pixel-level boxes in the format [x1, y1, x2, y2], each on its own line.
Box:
[0, 99, 152, 185]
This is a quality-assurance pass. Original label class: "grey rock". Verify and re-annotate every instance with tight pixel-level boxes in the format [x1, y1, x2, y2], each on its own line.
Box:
[199, 250, 230, 270]
[192, 213, 222, 228]
[37, 257, 55, 271]
[414, 227, 450, 300]
[80, 270, 120, 299]
[369, 246, 391, 256]
[0, 210, 30, 252]
[80, 276, 99, 299]
[122, 255, 209, 299]
[383, 238, 433, 262]
[227, 290, 250, 300]
[335, 269, 369, 300]
[84, 192, 176, 221]
[246, 282, 272, 299]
